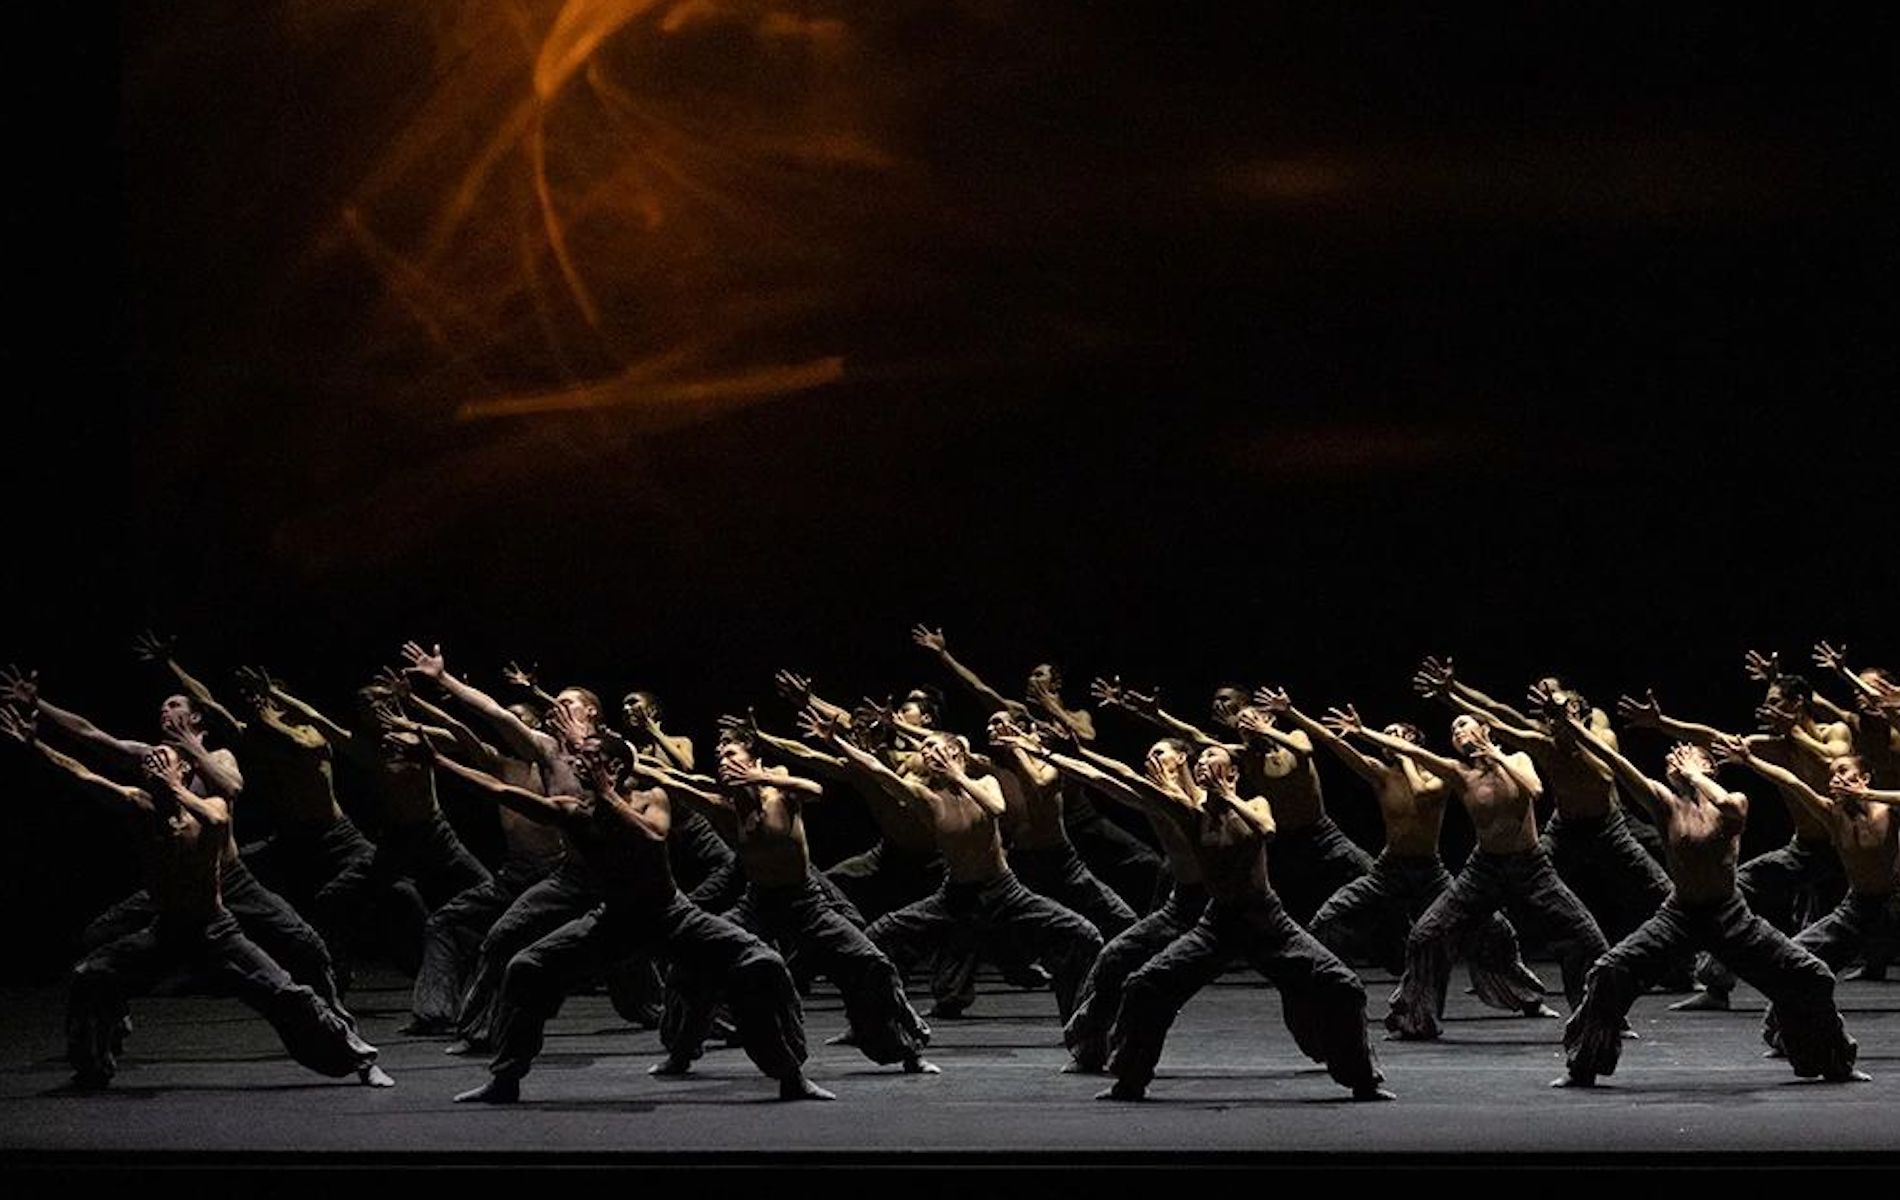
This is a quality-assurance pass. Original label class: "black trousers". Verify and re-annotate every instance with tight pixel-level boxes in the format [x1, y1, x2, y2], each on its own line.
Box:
[1010, 841, 1137, 940]
[68, 909, 376, 1085]
[1386, 846, 1607, 1039]
[246, 817, 382, 981]
[665, 877, 928, 1066]
[409, 855, 558, 1027]
[1762, 891, 1900, 1051]
[1107, 890, 1383, 1094]
[489, 892, 806, 1086]
[1268, 816, 1376, 926]
[823, 840, 944, 922]
[1695, 837, 1849, 996]
[79, 861, 349, 1015]
[868, 872, 1104, 1023]
[1063, 791, 1168, 914]
[1310, 851, 1547, 1009]
[1064, 882, 1208, 1070]
[455, 860, 661, 1045]
[1543, 809, 1691, 985]
[672, 808, 739, 903]
[1564, 892, 1859, 1083]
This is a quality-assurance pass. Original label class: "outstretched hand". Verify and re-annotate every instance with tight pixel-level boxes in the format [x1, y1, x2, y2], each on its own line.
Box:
[502, 661, 539, 691]
[717, 709, 761, 737]
[1812, 640, 1848, 673]
[775, 670, 813, 704]
[401, 641, 446, 681]
[1615, 690, 1663, 730]
[132, 629, 176, 664]
[1321, 704, 1364, 739]
[1742, 649, 1780, 684]
[0, 665, 39, 707]
[911, 625, 947, 655]
[1708, 733, 1751, 769]
[1252, 686, 1292, 715]
[0, 705, 34, 745]
[797, 705, 839, 743]
[1412, 655, 1454, 699]
[1666, 743, 1713, 778]
[373, 666, 413, 701]
[1526, 681, 1560, 717]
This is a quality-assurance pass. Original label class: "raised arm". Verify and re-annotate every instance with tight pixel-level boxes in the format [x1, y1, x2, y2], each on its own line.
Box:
[807, 710, 931, 812]
[4, 710, 153, 816]
[425, 744, 578, 826]
[1812, 641, 1885, 702]
[1714, 735, 1831, 825]
[1090, 677, 1226, 749]
[719, 759, 824, 799]
[390, 677, 503, 771]
[135, 631, 245, 741]
[1412, 656, 1534, 727]
[6, 666, 153, 775]
[1234, 706, 1316, 760]
[501, 661, 560, 711]
[1552, 711, 1670, 823]
[912, 626, 1013, 714]
[728, 713, 850, 777]
[1329, 705, 1465, 785]
[1615, 689, 1737, 749]
[263, 673, 356, 748]
[1255, 688, 1387, 786]
[403, 642, 552, 763]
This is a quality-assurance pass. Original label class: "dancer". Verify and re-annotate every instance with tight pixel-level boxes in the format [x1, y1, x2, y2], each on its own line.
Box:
[987, 720, 1212, 1075]
[1, 710, 389, 1089]
[1618, 676, 1852, 1007]
[426, 715, 829, 1104]
[1257, 688, 1549, 1012]
[1056, 735, 1390, 1102]
[1334, 708, 1608, 1039]
[1555, 717, 1864, 1087]
[373, 679, 567, 1034]
[1711, 740, 1897, 1051]
[398, 643, 661, 1051]
[636, 729, 935, 1075]
[911, 629, 1166, 910]
[1412, 661, 1688, 989]
[810, 710, 1105, 1023]
[6, 664, 352, 1013]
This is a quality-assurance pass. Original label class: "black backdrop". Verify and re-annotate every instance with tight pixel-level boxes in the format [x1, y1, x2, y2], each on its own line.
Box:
[3, 4, 1894, 980]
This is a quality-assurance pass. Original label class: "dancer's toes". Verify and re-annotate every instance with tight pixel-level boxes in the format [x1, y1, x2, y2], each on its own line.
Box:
[648, 1057, 694, 1077]
[453, 1077, 518, 1104]
[780, 1074, 837, 1101]
[358, 1064, 396, 1088]
[903, 1056, 941, 1075]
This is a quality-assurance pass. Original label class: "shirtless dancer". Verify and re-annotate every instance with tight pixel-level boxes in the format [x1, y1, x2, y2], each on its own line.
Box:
[1259, 688, 1549, 1013]
[0, 711, 389, 1090]
[1336, 709, 1608, 1039]
[1712, 741, 1897, 1052]
[373, 676, 566, 1034]
[1092, 679, 1373, 923]
[1618, 667, 1853, 1008]
[5, 664, 351, 1014]
[635, 729, 935, 1075]
[913, 629, 1166, 911]
[1413, 659, 1689, 990]
[619, 688, 745, 914]
[267, 673, 494, 972]
[1555, 712, 1864, 1087]
[1021, 733, 1389, 1102]
[399, 644, 661, 1052]
[988, 719, 1212, 1074]
[811, 712, 1105, 1024]
[774, 672, 947, 923]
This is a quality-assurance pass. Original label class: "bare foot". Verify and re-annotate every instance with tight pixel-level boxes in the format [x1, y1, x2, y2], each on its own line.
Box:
[443, 1038, 487, 1057]
[358, 1064, 396, 1088]
[1549, 1072, 1595, 1089]
[1061, 1059, 1105, 1075]
[1668, 991, 1730, 1012]
[780, 1075, 837, 1101]
[1522, 1002, 1562, 1019]
[1353, 1085, 1397, 1102]
[902, 1056, 941, 1075]
[454, 1077, 518, 1104]
[648, 1057, 694, 1077]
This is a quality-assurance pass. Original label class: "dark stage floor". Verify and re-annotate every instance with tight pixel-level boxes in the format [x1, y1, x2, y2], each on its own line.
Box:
[2, 963, 1897, 1163]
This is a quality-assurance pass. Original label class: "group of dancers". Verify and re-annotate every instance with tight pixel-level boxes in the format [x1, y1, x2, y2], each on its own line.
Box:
[3, 628, 1894, 1102]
